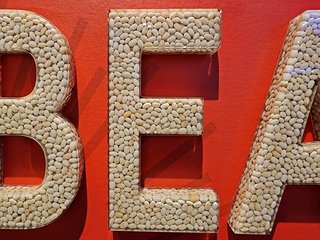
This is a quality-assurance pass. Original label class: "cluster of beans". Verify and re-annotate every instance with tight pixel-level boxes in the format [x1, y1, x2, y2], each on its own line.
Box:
[0, 10, 83, 229]
[229, 10, 320, 234]
[109, 9, 221, 232]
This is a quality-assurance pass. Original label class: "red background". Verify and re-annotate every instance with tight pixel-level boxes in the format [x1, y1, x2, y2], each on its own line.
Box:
[0, 1, 320, 240]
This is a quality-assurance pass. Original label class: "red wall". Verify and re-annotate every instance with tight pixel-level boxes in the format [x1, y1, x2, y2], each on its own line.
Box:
[0, 1, 320, 240]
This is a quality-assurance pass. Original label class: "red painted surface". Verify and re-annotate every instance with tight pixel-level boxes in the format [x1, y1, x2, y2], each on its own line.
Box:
[0, 1, 320, 240]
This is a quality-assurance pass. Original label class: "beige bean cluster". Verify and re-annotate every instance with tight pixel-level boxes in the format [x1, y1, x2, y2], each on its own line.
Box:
[0, 10, 83, 229]
[229, 10, 320, 234]
[109, 9, 221, 232]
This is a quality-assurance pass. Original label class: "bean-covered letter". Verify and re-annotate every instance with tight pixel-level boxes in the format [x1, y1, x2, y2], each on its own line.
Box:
[108, 9, 221, 232]
[0, 10, 83, 229]
[229, 10, 320, 234]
